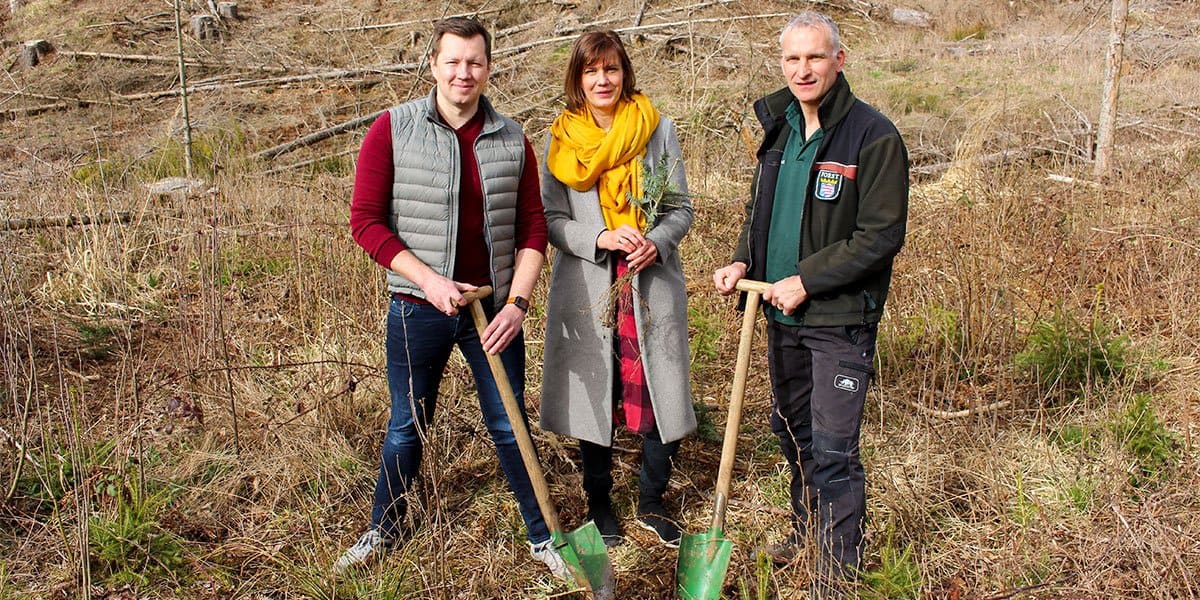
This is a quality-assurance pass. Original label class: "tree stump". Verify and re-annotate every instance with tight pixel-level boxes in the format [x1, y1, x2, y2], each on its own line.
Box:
[191, 14, 218, 40]
[217, 2, 238, 19]
[19, 40, 53, 68]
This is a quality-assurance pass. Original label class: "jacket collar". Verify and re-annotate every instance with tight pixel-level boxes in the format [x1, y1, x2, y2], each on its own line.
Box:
[755, 72, 855, 136]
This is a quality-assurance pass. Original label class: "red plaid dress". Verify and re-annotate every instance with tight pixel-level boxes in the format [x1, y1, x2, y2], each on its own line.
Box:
[614, 257, 655, 434]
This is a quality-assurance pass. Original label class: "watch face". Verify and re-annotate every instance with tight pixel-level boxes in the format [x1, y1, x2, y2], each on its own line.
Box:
[509, 296, 529, 311]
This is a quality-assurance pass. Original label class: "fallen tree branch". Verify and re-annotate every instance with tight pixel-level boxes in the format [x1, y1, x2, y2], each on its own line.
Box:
[117, 61, 423, 103]
[59, 49, 222, 68]
[327, 7, 508, 32]
[556, 0, 737, 35]
[2, 211, 133, 231]
[256, 110, 384, 160]
[909, 399, 1010, 419]
[257, 93, 562, 162]
[1, 101, 74, 119]
[499, 12, 793, 58]
[911, 148, 1038, 178]
[1046, 173, 1104, 188]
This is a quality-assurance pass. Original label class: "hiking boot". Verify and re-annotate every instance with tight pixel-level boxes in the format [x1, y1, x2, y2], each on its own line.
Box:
[587, 499, 624, 547]
[530, 538, 572, 581]
[755, 531, 804, 565]
[636, 503, 682, 548]
[332, 530, 390, 574]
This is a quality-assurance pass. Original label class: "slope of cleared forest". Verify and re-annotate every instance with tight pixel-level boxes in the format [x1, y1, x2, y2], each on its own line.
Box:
[2, 1, 1199, 598]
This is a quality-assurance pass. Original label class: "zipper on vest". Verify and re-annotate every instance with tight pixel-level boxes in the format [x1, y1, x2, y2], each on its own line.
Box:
[476, 130, 496, 299]
[444, 123, 459, 278]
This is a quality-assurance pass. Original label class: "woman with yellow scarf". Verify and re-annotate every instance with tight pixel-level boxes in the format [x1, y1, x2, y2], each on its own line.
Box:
[539, 31, 696, 549]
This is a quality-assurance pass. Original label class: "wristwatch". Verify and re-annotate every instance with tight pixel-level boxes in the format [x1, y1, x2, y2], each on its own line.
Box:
[506, 296, 529, 313]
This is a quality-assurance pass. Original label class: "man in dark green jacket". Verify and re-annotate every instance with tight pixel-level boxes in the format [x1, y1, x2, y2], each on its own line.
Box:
[713, 11, 908, 596]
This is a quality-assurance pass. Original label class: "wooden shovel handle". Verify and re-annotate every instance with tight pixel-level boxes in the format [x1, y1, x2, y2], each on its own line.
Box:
[735, 279, 772, 295]
[710, 279, 767, 532]
[462, 288, 564, 535]
[460, 286, 492, 306]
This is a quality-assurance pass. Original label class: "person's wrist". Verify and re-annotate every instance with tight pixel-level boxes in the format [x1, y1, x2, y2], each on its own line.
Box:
[506, 295, 529, 314]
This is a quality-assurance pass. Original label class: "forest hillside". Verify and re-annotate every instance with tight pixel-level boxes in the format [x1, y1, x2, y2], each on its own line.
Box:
[2, 0, 1199, 598]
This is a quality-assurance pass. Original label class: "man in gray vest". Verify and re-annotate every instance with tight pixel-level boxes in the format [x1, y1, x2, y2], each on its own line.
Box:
[714, 12, 908, 597]
[336, 17, 565, 580]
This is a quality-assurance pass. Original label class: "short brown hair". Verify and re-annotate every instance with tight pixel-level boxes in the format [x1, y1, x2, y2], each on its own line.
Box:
[563, 31, 638, 113]
[431, 17, 491, 63]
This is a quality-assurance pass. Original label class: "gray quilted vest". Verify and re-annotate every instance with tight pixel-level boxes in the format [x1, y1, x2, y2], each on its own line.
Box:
[385, 91, 523, 309]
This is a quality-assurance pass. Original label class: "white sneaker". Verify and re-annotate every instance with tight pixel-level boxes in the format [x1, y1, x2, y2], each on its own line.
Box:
[333, 530, 387, 574]
[530, 539, 571, 581]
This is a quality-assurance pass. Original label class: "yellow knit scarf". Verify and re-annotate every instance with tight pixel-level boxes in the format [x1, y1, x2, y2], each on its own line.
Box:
[547, 93, 660, 230]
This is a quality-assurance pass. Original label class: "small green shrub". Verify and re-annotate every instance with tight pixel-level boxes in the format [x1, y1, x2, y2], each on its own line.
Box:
[862, 539, 921, 599]
[14, 449, 76, 508]
[71, 157, 132, 188]
[1062, 477, 1095, 513]
[1052, 424, 1100, 453]
[737, 550, 774, 600]
[688, 305, 722, 366]
[691, 401, 722, 444]
[1016, 307, 1129, 395]
[1011, 472, 1038, 527]
[76, 320, 121, 360]
[89, 486, 188, 588]
[1111, 394, 1180, 487]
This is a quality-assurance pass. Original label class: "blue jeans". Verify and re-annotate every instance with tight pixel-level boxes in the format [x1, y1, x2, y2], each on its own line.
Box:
[370, 296, 550, 544]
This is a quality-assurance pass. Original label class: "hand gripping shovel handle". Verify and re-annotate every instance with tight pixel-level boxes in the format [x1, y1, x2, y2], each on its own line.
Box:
[460, 287, 603, 595]
[459, 287, 563, 534]
[710, 279, 770, 532]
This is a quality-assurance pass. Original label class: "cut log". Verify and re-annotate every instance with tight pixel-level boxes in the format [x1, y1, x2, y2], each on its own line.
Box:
[891, 7, 933, 28]
[2, 211, 133, 231]
[19, 40, 53, 68]
[191, 14, 218, 40]
[146, 177, 208, 197]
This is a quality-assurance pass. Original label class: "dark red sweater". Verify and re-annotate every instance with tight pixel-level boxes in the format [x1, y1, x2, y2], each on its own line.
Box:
[349, 109, 547, 290]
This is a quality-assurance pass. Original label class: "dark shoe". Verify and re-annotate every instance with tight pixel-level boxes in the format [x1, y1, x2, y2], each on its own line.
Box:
[588, 500, 624, 547]
[755, 531, 804, 565]
[636, 503, 682, 548]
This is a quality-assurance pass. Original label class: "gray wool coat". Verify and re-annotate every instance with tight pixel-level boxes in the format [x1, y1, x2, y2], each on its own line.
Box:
[539, 117, 697, 446]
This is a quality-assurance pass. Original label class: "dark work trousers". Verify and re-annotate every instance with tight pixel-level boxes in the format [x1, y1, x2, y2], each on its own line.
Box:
[579, 427, 679, 511]
[766, 320, 877, 590]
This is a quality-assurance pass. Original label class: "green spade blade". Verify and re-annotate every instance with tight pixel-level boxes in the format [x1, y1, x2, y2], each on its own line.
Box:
[676, 528, 733, 600]
[555, 522, 615, 600]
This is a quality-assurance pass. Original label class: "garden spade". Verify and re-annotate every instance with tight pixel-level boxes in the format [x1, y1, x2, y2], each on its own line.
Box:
[676, 279, 771, 600]
[462, 287, 615, 600]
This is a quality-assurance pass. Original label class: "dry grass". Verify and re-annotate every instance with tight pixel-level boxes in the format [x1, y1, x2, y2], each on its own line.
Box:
[2, 0, 1199, 598]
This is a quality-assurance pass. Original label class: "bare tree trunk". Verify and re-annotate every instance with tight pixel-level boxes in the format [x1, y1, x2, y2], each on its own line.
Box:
[1095, 0, 1128, 180]
[173, 0, 195, 177]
